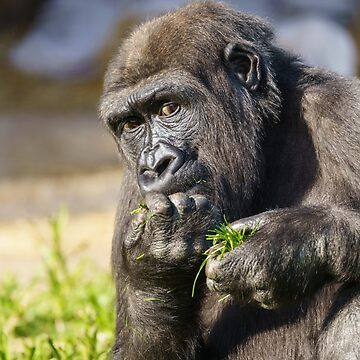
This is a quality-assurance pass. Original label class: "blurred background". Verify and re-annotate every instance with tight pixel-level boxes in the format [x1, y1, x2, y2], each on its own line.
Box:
[1, 0, 360, 280]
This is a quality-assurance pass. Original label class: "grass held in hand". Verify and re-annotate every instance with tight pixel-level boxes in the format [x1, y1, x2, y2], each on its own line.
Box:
[191, 219, 258, 297]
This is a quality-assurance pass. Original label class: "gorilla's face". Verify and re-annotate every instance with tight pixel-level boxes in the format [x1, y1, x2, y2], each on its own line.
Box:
[102, 70, 212, 197]
[100, 11, 269, 216]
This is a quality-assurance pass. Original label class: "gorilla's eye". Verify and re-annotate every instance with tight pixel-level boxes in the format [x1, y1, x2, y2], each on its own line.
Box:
[159, 102, 180, 117]
[123, 117, 142, 132]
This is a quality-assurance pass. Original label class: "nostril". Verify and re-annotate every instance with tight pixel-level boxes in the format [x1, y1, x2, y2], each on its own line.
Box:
[155, 157, 173, 176]
[138, 143, 185, 194]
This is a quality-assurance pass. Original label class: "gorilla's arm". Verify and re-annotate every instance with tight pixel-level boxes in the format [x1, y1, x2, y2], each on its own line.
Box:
[206, 206, 360, 309]
[112, 187, 221, 360]
[101, 3, 360, 357]
[206, 74, 360, 308]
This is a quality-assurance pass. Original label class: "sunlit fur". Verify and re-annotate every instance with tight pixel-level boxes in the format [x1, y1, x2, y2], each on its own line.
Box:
[100, 2, 360, 359]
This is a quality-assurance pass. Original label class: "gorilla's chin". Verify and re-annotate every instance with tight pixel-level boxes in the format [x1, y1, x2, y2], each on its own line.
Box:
[138, 178, 213, 199]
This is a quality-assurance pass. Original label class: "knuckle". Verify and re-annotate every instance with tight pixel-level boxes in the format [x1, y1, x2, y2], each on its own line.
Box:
[193, 237, 209, 255]
[231, 216, 265, 232]
[206, 278, 216, 292]
[146, 193, 172, 216]
[169, 192, 195, 214]
[191, 194, 211, 210]
[205, 258, 222, 280]
[168, 192, 188, 205]
[206, 278, 222, 293]
[253, 290, 277, 309]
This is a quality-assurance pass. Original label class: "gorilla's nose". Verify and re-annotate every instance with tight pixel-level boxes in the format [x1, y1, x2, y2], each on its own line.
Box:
[138, 142, 185, 194]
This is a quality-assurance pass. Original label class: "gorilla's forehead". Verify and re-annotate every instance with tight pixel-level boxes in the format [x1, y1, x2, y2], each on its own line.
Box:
[104, 1, 273, 91]
[100, 69, 207, 121]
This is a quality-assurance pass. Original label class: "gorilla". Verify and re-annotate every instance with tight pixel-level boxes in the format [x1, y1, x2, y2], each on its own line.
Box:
[100, 2, 360, 359]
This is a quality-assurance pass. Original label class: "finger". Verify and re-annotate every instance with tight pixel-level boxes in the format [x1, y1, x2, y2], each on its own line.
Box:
[252, 289, 278, 309]
[231, 215, 265, 231]
[206, 278, 222, 293]
[125, 213, 147, 249]
[131, 211, 147, 229]
[205, 257, 223, 281]
[145, 192, 173, 216]
[168, 192, 195, 216]
[192, 194, 222, 228]
[190, 194, 211, 211]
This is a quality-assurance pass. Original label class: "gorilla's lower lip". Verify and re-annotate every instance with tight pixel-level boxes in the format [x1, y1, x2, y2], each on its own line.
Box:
[141, 169, 159, 180]
[138, 158, 210, 196]
[139, 177, 208, 197]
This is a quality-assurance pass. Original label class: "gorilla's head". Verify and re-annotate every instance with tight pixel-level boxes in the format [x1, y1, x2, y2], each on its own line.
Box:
[100, 2, 281, 218]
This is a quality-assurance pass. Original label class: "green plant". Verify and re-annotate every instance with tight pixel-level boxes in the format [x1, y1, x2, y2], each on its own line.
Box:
[192, 218, 258, 297]
[130, 203, 149, 216]
[0, 209, 115, 359]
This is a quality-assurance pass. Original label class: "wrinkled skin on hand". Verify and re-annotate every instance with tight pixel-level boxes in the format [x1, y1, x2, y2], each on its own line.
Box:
[206, 209, 330, 309]
[124, 192, 222, 276]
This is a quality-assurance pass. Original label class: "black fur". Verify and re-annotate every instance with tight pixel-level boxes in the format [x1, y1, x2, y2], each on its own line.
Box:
[100, 2, 360, 359]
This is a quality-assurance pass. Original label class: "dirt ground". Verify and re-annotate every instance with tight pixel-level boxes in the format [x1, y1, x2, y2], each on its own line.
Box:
[0, 211, 115, 280]
[0, 170, 122, 280]
[0, 24, 129, 280]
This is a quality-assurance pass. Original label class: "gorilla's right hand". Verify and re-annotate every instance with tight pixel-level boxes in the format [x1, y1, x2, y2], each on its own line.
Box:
[123, 192, 221, 279]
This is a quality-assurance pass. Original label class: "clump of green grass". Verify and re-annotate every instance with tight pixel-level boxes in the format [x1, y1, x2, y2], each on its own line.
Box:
[0, 209, 115, 359]
[192, 218, 258, 297]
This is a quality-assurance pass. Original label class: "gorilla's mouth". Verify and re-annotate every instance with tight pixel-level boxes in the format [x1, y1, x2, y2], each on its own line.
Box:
[155, 158, 173, 176]
[138, 158, 213, 200]
[140, 157, 173, 180]
[138, 156, 183, 194]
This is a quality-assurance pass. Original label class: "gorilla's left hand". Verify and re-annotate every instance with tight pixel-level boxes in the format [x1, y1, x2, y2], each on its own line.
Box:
[205, 208, 332, 309]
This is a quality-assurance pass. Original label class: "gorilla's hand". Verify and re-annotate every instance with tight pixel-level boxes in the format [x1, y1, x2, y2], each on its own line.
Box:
[124, 192, 221, 276]
[205, 208, 331, 309]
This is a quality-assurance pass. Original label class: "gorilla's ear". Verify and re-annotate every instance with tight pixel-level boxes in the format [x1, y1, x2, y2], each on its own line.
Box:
[224, 43, 261, 91]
